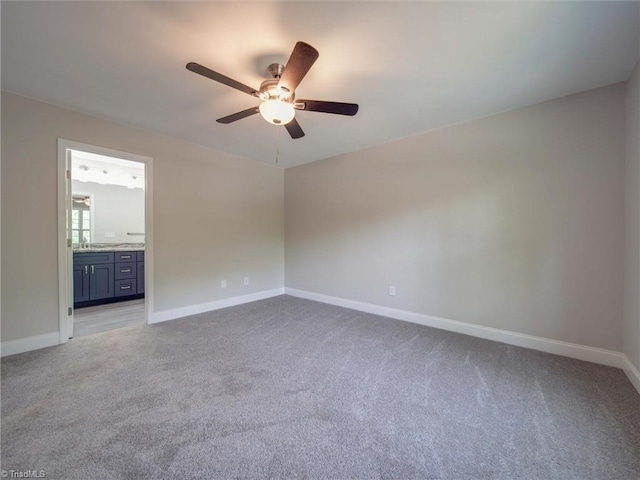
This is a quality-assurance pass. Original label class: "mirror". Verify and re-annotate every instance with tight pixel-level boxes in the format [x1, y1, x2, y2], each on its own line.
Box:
[71, 150, 145, 248]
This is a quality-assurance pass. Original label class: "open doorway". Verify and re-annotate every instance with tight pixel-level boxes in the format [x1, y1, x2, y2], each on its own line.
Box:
[57, 139, 153, 342]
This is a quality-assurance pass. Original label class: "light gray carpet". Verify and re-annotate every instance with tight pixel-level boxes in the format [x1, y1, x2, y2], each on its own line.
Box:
[2, 295, 639, 479]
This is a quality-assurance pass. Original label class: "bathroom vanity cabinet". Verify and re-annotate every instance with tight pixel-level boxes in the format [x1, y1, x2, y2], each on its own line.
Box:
[73, 250, 144, 308]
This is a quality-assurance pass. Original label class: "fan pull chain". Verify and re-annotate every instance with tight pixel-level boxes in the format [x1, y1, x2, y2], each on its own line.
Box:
[275, 128, 280, 165]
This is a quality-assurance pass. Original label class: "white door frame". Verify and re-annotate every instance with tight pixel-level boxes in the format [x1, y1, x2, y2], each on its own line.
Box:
[57, 139, 154, 342]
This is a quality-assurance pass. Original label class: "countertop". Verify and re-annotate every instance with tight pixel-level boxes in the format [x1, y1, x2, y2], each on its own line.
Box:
[73, 243, 144, 253]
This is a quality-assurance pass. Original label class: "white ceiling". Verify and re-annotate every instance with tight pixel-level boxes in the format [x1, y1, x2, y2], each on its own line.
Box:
[71, 150, 145, 190]
[2, 2, 639, 168]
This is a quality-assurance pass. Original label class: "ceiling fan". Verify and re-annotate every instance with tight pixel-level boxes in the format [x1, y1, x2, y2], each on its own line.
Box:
[186, 42, 358, 139]
[73, 196, 91, 206]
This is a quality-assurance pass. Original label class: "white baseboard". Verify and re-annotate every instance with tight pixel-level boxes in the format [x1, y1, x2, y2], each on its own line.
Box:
[284, 288, 628, 371]
[1, 332, 60, 357]
[150, 288, 285, 324]
[3, 288, 638, 396]
[622, 355, 640, 394]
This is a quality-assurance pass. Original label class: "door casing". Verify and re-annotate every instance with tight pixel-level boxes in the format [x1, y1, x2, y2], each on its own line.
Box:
[57, 139, 154, 342]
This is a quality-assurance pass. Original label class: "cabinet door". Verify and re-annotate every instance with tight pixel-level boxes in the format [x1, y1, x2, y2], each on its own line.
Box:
[137, 261, 145, 295]
[90, 263, 115, 300]
[73, 265, 90, 303]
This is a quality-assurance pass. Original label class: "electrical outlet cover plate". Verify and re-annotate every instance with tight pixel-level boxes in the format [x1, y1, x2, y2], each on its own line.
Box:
[388, 286, 396, 296]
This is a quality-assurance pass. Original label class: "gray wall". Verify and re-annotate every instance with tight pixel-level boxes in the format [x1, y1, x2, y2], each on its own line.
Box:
[285, 83, 626, 352]
[1, 92, 284, 342]
[2, 80, 634, 356]
[624, 63, 640, 371]
[72, 180, 145, 244]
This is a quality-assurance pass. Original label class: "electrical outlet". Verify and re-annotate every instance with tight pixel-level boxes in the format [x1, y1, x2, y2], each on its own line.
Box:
[243, 277, 249, 286]
[388, 285, 396, 296]
[221, 280, 227, 289]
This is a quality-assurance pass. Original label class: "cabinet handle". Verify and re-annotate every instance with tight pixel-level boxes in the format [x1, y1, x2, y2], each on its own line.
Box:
[121, 285, 131, 290]
[121, 268, 131, 273]
[84, 265, 88, 274]
[121, 255, 131, 259]
[90, 265, 94, 274]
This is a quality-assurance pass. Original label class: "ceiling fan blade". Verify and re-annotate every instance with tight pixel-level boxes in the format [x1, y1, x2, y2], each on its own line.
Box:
[285, 118, 305, 139]
[278, 42, 319, 95]
[186, 62, 258, 97]
[216, 106, 260, 124]
[297, 100, 359, 116]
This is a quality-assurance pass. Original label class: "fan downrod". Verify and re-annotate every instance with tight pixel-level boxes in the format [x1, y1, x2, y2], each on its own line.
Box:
[266, 63, 285, 79]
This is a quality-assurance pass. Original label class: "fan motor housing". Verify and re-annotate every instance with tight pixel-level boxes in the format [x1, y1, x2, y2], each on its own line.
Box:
[259, 64, 295, 102]
[259, 79, 295, 102]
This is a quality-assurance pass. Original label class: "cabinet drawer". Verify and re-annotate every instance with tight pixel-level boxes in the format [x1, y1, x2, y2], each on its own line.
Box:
[136, 251, 145, 262]
[115, 251, 136, 263]
[115, 279, 137, 297]
[137, 261, 145, 295]
[74, 252, 114, 266]
[115, 262, 137, 280]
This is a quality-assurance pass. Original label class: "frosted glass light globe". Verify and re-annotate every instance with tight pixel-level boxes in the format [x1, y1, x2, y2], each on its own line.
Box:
[259, 100, 295, 125]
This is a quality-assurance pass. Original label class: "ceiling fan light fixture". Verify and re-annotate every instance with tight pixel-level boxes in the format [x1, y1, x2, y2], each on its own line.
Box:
[186, 41, 357, 139]
[259, 100, 295, 125]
